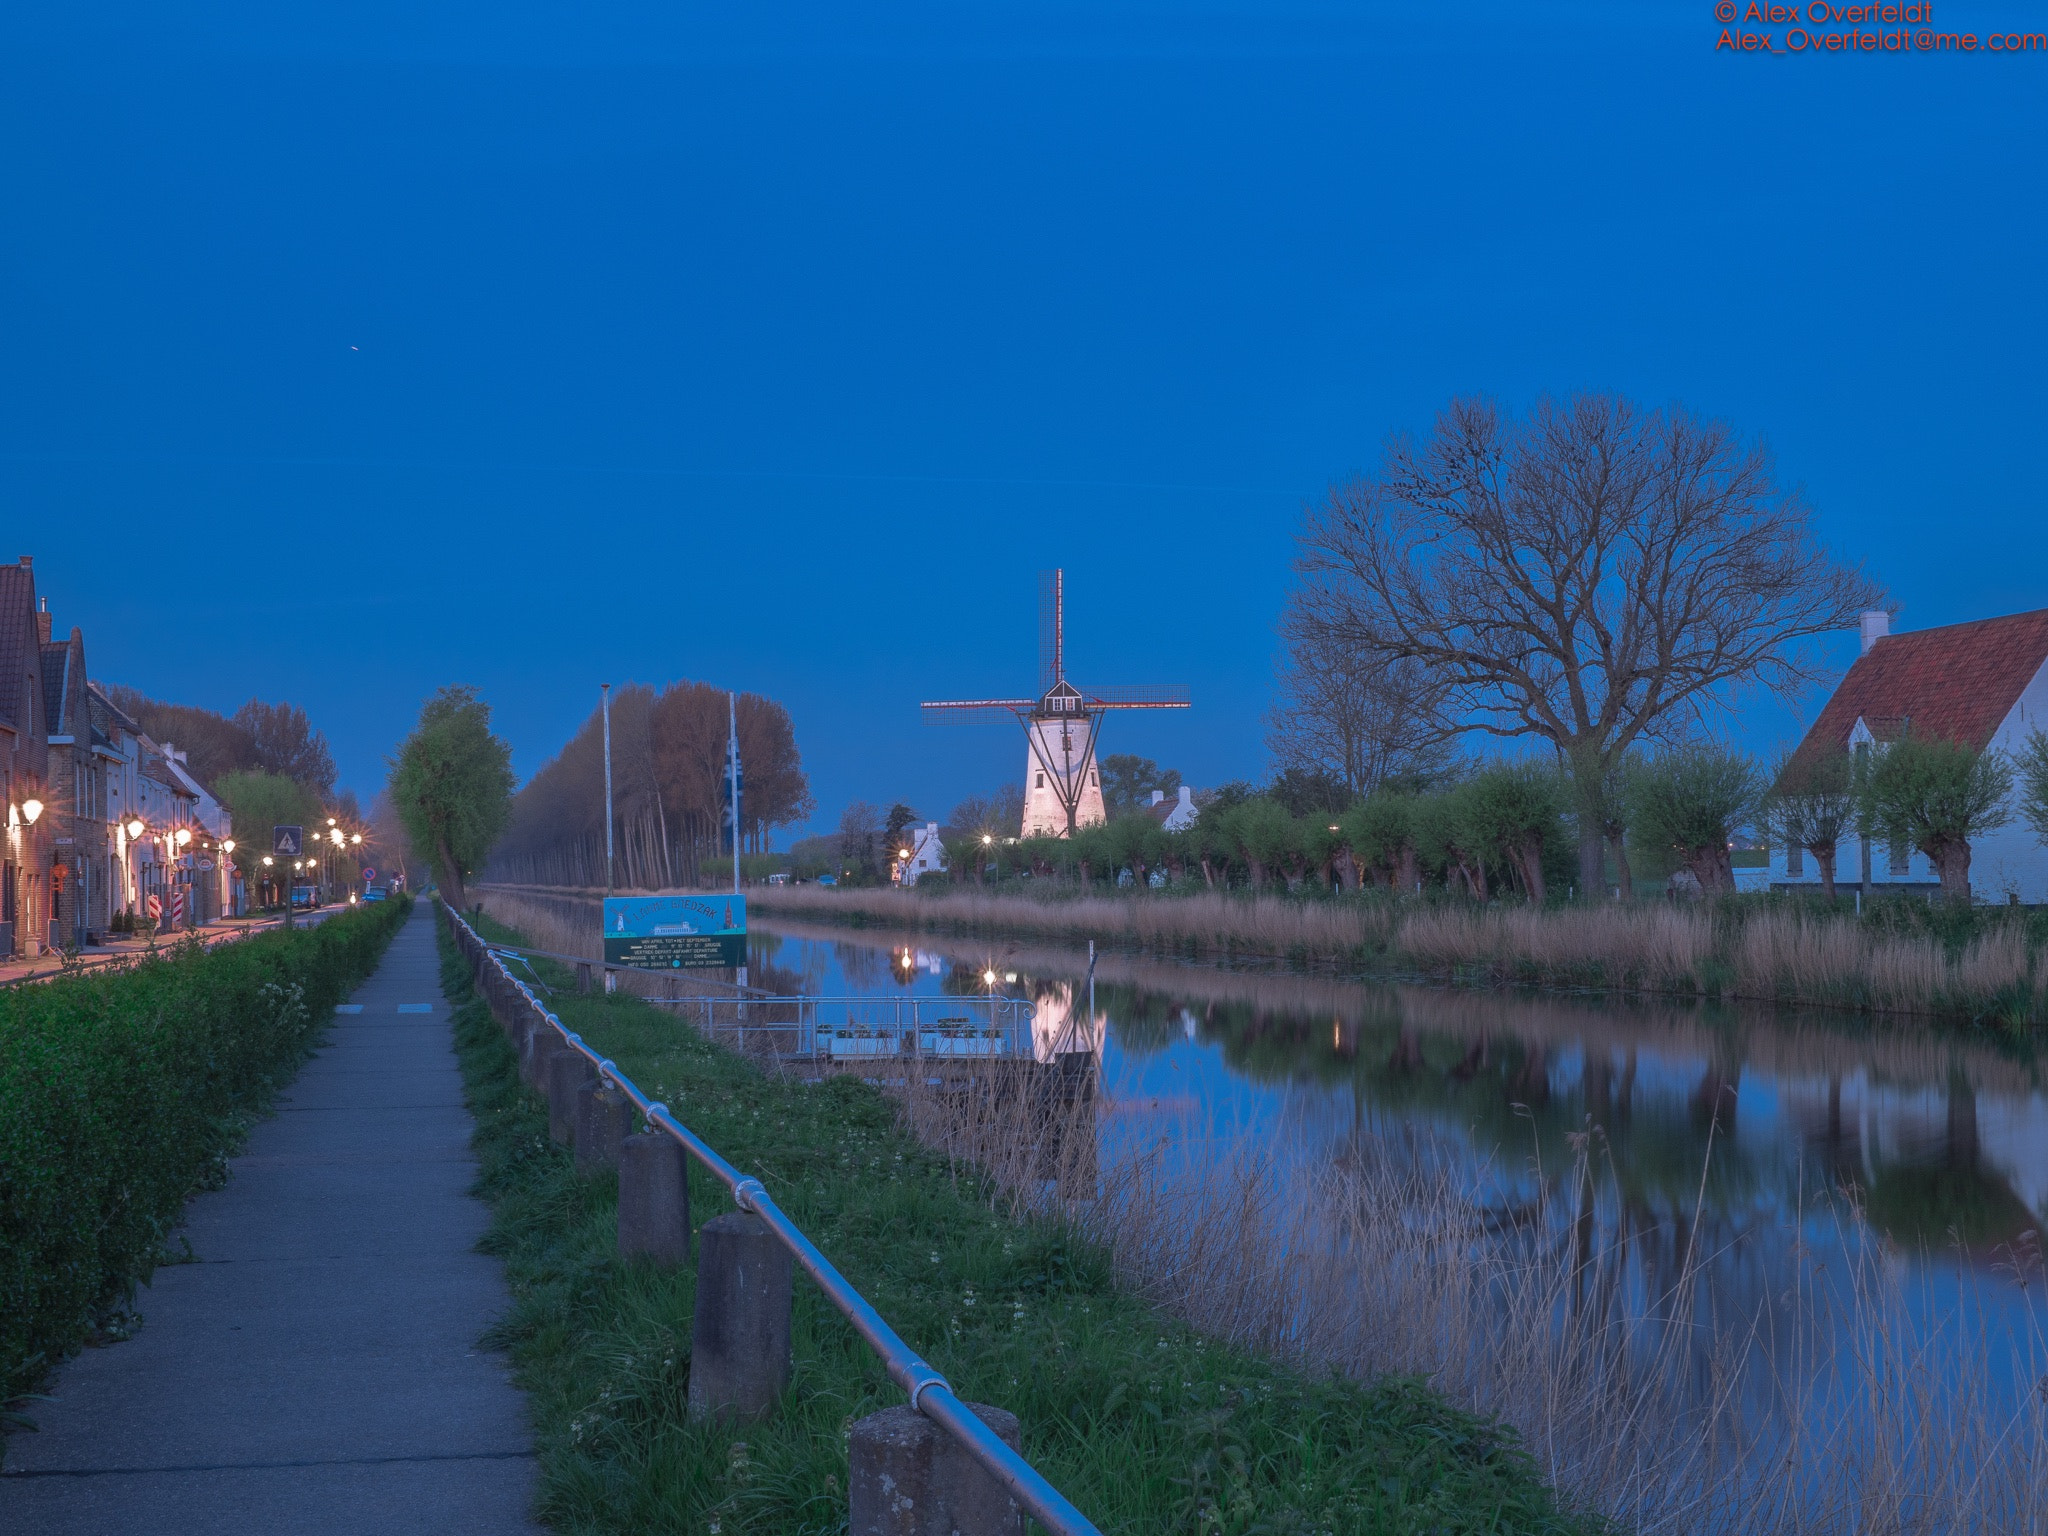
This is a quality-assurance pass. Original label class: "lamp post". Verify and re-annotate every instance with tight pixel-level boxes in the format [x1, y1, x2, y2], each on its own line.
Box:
[601, 682, 614, 897]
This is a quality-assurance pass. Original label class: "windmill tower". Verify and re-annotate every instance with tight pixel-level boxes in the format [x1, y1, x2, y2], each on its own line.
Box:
[922, 570, 1190, 837]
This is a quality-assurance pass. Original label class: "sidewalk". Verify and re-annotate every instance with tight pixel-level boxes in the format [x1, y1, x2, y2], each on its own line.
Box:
[0, 905, 539, 1534]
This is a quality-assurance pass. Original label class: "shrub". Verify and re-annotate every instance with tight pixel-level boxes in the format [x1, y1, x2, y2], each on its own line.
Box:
[0, 897, 411, 1410]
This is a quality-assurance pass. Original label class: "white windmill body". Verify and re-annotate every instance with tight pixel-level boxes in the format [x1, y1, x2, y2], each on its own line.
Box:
[1020, 685, 1108, 836]
[923, 571, 1187, 840]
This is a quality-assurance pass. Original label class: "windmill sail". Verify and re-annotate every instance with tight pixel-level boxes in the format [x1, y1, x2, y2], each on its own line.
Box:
[920, 569, 1190, 838]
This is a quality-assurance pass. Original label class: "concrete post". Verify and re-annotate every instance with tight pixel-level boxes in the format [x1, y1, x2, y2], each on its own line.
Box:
[849, 1403, 1023, 1536]
[574, 1077, 634, 1174]
[547, 1045, 594, 1146]
[617, 1132, 691, 1265]
[687, 1213, 792, 1423]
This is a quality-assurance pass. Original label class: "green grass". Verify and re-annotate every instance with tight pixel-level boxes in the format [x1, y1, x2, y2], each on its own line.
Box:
[442, 910, 1600, 1535]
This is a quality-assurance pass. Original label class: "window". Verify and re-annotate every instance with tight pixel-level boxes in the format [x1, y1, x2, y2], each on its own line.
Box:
[1035, 772, 1044, 788]
[1889, 840, 1910, 877]
[1787, 843, 1803, 877]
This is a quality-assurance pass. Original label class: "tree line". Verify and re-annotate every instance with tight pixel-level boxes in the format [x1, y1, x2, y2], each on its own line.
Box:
[485, 681, 812, 890]
[894, 739, 2048, 905]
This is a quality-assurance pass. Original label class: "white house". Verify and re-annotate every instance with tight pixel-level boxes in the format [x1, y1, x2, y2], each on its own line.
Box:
[893, 822, 947, 886]
[1768, 608, 2048, 902]
[1145, 785, 1198, 831]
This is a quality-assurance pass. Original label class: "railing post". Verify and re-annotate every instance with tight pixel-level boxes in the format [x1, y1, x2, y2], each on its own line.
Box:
[545, 1041, 593, 1145]
[850, 1403, 1024, 1535]
[687, 1213, 792, 1422]
[574, 1077, 634, 1174]
[617, 1132, 691, 1265]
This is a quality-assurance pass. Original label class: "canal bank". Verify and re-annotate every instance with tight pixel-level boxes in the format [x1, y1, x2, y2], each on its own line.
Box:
[445, 907, 1596, 1535]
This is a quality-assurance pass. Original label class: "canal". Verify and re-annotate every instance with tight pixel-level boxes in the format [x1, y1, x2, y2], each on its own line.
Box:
[746, 911, 2048, 1531]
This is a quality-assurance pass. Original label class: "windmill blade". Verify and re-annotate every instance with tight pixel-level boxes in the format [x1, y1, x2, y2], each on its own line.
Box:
[921, 699, 1033, 725]
[1079, 684, 1191, 709]
[1037, 568, 1063, 692]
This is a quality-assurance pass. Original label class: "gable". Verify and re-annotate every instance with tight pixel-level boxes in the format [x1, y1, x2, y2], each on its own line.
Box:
[1788, 608, 2048, 772]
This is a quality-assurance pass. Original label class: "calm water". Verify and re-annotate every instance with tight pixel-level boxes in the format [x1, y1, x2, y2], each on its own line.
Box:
[750, 915, 2048, 1421]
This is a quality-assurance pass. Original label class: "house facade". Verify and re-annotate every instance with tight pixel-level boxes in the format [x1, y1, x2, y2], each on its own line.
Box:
[892, 822, 947, 886]
[1768, 608, 2048, 902]
[40, 613, 115, 947]
[1, 558, 55, 956]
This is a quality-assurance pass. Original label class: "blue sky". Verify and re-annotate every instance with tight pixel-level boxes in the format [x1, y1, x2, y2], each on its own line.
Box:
[5, 2, 2044, 836]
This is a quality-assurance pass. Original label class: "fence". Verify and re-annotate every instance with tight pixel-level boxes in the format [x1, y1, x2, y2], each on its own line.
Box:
[443, 902, 1101, 1536]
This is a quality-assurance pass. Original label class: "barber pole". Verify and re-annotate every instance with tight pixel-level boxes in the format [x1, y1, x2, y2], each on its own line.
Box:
[171, 889, 187, 928]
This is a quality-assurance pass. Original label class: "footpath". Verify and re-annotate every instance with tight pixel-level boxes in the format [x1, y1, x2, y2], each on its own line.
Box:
[0, 905, 540, 1534]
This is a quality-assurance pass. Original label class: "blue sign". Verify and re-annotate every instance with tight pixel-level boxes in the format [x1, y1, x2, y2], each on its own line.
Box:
[274, 824, 303, 856]
[603, 894, 746, 970]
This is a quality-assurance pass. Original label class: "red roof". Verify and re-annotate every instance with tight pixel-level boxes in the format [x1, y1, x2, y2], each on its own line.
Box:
[1789, 608, 2048, 769]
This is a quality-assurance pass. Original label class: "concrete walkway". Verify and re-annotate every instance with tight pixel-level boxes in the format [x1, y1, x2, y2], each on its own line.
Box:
[0, 906, 539, 1534]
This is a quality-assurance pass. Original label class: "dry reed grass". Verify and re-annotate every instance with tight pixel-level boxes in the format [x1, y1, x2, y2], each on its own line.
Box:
[890, 1069, 2048, 1535]
[734, 882, 2045, 1025]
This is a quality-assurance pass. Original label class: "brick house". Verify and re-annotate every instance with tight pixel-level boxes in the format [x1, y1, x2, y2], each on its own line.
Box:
[0, 556, 55, 955]
[1769, 608, 2048, 901]
[40, 611, 115, 945]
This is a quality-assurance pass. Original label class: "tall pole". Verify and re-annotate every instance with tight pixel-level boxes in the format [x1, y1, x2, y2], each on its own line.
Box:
[727, 691, 741, 896]
[601, 683, 614, 896]
[728, 690, 746, 992]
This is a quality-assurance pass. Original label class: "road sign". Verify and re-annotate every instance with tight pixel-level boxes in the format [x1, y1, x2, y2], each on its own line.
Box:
[603, 894, 746, 970]
[274, 825, 303, 856]
[360, 866, 377, 883]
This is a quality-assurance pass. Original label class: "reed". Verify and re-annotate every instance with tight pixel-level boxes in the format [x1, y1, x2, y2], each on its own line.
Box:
[732, 883, 2048, 1026]
[891, 1071, 2048, 1535]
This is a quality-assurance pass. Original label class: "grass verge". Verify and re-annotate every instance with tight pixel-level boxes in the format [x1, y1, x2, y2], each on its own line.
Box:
[442, 909, 1599, 1535]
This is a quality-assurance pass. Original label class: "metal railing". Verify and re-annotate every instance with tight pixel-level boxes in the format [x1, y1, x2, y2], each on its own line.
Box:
[443, 905, 1101, 1536]
[664, 992, 1037, 1063]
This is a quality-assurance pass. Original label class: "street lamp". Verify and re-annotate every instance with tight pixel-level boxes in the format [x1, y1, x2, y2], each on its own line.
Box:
[126, 817, 145, 840]
[21, 798, 42, 824]
[222, 839, 235, 854]
[174, 828, 191, 848]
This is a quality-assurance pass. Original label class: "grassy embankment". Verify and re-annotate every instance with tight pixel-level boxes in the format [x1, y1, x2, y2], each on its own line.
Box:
[749, 883, 2048, 1028]
[443, 908, 1599, 1536]
[0, 897, 414, 1437]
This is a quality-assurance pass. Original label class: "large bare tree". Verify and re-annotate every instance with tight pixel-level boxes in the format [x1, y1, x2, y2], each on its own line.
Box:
[1294, 394, 1881, 898]
[1267, 599, 1452, 795]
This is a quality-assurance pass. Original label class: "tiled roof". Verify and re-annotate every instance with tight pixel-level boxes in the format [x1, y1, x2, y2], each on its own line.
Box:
[0, 562, 35, 733]
[1788, 609, 2048, 769]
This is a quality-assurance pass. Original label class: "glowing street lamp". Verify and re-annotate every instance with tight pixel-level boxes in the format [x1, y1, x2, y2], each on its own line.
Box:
[125, 817, 145, 840]
[174, 828, 192, 848]
[221, 839, 235, 854]
[21, 798, 42, 825]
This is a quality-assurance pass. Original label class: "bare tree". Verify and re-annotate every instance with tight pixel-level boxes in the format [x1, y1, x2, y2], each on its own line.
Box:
[1267, 600, 1451, 795]
[1294, 393, 1881, 898]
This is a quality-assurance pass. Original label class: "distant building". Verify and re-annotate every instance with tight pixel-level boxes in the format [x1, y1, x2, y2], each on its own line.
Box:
[1768, 608, 2048, 901]
[0, 559, 57, 956]
[893, 822, 947, 886]
[40, 612, 114, 945]
[1145, 785, 1198, 832]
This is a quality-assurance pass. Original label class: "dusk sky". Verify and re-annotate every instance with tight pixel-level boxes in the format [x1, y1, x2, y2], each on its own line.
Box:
[5, 2, 2044, 836]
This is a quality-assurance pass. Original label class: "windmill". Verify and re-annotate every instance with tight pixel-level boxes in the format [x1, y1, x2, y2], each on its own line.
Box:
[922, 570, 1190, 837]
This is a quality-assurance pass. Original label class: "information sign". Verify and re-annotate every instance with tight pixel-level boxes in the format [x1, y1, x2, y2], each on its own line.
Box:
[602, 894, 746, 970]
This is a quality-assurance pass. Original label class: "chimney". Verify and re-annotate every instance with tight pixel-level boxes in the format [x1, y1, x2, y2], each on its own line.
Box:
[36, 597, 51, 645]
[1177, 785, 1193, 808]
[1859, 610, 1890, 656]
[1149, 789, 1165, 806]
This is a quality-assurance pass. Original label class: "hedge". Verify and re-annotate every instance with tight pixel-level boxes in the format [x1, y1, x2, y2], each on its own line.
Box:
[0, 897, 412, 1414]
